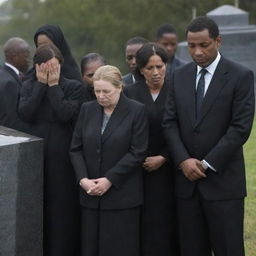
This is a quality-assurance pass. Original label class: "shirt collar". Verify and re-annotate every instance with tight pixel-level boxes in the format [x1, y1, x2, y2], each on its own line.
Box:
[5, 62, 20, 75]
[197, 52, 221, 76]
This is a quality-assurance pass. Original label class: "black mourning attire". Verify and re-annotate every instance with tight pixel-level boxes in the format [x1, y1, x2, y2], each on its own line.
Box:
[18, 72, 82, 256]
[0, 64, 29, 132]
[124, 80, 179, 256]
[70, 94, 148, 256]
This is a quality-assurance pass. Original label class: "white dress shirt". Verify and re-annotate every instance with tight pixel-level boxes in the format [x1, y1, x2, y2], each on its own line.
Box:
[195, 52, 221, 172]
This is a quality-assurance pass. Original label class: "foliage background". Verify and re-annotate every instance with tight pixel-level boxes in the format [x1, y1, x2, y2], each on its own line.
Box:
[0, 0, 256, 73]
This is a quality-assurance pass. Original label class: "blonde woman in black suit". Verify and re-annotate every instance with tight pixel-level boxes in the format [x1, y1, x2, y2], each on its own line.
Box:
[70, 65, 148, 256]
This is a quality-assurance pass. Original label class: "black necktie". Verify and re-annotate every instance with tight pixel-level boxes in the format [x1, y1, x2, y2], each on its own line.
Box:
[196, 68, 207, 119]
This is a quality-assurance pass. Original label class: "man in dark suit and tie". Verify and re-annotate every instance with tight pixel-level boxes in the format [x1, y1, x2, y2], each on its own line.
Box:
[0, 37, 30, 132]
[163, 16, 255, 256]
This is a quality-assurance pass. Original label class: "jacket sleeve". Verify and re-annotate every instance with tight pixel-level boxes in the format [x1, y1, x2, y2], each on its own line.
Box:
[18, 80, 47, 122]
[162, 77, 191, 168]
[69, 104, 89, 183]
[46, 80, 82, 123]
[105, 105, 148, 188]
[204, 69, 255, 172]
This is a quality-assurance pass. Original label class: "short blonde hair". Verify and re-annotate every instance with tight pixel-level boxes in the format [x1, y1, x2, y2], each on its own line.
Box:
[93, 65, 123, 88]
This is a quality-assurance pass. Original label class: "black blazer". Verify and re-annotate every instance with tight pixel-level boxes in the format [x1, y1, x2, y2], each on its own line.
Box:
[163, 57, 255, 200]
[70, 93, 148, 210]
[0, 65, 29, 132]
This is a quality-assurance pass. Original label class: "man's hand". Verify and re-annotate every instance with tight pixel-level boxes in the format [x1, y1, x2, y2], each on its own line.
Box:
[179, 158, 207, 181]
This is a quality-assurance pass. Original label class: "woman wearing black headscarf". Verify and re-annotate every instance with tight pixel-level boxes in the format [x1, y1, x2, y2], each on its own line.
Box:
[33, 24, 82, 82]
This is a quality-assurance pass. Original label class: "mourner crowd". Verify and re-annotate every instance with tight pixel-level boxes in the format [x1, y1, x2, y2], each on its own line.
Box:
[0, 16, 254, 256]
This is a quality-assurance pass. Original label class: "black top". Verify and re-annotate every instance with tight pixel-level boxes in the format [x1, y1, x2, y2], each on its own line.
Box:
[124, 79, 170, 158]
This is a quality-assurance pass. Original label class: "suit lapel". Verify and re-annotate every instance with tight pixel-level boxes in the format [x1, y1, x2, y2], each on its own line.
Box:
[3, 65, 22, 86]
[194, 57, 228, 127]
[184, 64, 198, 126]
[101, 93, 130, 144]
[92, 102, 103, 149]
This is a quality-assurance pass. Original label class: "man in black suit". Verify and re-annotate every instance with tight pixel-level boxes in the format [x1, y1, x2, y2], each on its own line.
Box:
[163, 16, 255, 256]
[122, 36, 148, 86]
[156, 23, 186, 79]
[0, 37, 30, 132]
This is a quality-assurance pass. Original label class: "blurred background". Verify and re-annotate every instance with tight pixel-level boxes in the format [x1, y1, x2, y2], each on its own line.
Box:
[0, 0, 255, 74]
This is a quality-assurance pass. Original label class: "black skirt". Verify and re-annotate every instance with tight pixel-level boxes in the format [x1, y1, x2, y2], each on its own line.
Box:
[81, 206, 141, 256]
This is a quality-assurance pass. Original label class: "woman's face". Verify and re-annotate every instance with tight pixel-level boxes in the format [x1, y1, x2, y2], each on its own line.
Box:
[37, 34, 54, 48]
[94, 80, 121, 109]
[83, 61, 103, 86]
[140, 54, 166, 88]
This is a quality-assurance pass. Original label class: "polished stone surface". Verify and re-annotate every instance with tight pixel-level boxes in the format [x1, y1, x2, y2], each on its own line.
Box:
[0, 126, 44, 256]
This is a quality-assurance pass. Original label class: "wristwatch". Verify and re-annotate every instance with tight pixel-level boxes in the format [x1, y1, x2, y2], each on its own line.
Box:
[201, 160, 208, 170]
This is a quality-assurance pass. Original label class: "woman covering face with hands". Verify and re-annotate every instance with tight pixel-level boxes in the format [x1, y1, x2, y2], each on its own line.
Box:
[36, 54, 61, 86]
[18, 43, 82, 256]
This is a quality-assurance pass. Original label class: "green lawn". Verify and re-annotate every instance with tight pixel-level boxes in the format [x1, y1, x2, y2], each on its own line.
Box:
[244, 119, 256, 255]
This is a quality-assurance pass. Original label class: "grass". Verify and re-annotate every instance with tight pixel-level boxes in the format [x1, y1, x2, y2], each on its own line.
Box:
[244, 119, 256, 255]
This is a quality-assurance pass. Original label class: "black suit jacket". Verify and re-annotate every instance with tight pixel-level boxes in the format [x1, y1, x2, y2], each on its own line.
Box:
[70, 93, 148, 209]
[122, 73, 135, 86]
[163, 57, 255, 200]
[0, 65, 29, 132]
[166, 56, 187, 80]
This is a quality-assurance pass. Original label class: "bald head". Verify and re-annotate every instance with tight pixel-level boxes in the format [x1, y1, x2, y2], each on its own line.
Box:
[3, 37, 31, 73]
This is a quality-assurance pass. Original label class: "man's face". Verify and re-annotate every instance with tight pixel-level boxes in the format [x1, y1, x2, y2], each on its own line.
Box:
[187, 29, 221, 67]
[157, 33, 178, 59]
[125, 43, 143, 73]
[14, 49, 31, 73]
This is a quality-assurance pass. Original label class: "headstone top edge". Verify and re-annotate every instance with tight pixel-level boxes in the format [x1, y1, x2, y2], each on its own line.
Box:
[0, 126, 43, 146]
[207, 5, 248, 16]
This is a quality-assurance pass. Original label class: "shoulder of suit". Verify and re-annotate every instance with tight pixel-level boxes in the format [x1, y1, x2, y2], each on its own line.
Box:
[174, 56, 188, 66]
[0, 68, 18, 84]
[123, 93, 145, 109]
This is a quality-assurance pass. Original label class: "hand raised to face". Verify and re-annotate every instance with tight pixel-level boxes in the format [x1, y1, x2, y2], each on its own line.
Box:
[35, 57, 60, 86]
[36, 63, 49, 84]
[47, 59, 61, 87]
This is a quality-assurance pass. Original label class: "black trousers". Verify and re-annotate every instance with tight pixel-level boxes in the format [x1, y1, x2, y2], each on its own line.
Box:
[81, 206, 141, 256]
[176, 193, 245, 256]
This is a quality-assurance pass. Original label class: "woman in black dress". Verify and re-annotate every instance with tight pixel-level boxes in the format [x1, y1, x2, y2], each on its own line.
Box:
[70, 65, 148, 256]
[124, 42, 180, 256]
[18, 43, 82, 256]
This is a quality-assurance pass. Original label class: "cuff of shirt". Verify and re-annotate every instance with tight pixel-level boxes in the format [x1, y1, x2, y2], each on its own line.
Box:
[202, 159, 217, 172]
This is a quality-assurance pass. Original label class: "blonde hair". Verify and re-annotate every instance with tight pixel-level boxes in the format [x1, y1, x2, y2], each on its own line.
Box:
[93, 65, 123, 88]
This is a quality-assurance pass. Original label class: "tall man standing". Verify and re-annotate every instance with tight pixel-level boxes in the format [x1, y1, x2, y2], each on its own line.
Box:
[163, 16, 255, 256]
[0, 37, 30, 132]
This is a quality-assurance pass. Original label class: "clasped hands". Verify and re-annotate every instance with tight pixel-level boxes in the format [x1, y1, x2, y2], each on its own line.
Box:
[79, 177, 112, 196]
[180, 158, 207, 181]
[143, 155, 166, 172]
[36, 62, 60, 86]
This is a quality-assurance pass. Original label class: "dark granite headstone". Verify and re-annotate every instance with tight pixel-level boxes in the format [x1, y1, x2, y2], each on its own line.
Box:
[0, 126, 43, 256]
